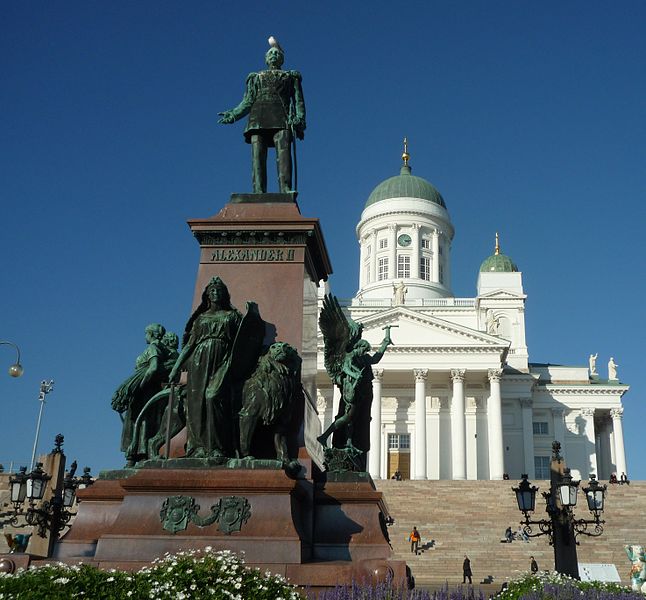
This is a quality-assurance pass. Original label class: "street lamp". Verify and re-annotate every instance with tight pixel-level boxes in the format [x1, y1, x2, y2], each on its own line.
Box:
[29, 380, 54, 470]
[512, 441, 607, 579]
[0, 340, 23, 377]
[6, 436, 94, 553]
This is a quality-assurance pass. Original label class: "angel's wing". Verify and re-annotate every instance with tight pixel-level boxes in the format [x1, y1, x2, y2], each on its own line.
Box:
[319, 294, 351, 383]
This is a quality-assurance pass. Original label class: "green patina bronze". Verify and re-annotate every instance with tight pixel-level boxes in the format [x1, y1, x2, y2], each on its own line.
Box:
[159, 495, 251, 535]
[111, 323, 179, 467]
[239, 342, 302, 470]
[169, 277, 261, 460]
[218, 37, 305, 194]
[317, 294, 393, 472]
[113, 277, 305, 471]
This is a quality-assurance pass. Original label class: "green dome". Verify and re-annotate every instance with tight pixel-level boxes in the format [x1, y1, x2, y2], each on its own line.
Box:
[365, 165, 446, 209]
[479, 253, 518, 272]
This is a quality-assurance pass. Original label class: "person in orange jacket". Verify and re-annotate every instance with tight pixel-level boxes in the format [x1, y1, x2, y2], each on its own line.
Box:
[409, 526, 421, 555]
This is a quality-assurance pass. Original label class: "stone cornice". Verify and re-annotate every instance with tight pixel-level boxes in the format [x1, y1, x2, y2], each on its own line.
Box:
[535, 385, 629, 396]
[317, 344, 505, 355]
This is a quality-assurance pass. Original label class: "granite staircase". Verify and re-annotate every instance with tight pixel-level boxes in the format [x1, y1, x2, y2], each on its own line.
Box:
[376, 479, 645, 587]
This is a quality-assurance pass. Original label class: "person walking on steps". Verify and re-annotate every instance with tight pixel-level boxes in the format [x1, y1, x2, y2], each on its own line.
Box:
[409, 526, 421, 555]
[463, 555, 473, 584]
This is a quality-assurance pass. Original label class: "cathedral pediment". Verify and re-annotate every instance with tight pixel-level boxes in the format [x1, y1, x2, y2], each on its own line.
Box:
[318, 307, 508, 351]
[477, 289, 526, 300]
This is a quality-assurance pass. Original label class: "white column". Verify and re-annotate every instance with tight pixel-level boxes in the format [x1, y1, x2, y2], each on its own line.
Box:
[411, 224, 420, 279]
[332, 386, 342, 422]
[388, 224, 397, 279]
[487, 368, 505, 480]
[413, 369, 428, 479]
[520, 398, 535, 478]
[580, 408, 597, 477]
[369, 369, 384, 479]
[551, 407, 566, 447]
[428, 397, 441, 479]
[432, 229, 440, 282]
[371, 230, 378, 284]
[610, 408, 627, 477]
[359, 237, 367, 289]
[450, 369, 466, 480]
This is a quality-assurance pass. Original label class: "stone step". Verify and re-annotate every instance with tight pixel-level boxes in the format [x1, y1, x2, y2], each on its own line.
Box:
[377, 479, 645, 585]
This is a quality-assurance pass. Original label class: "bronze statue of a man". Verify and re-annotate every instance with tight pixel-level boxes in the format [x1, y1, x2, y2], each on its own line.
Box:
[218, 37, 306, 194]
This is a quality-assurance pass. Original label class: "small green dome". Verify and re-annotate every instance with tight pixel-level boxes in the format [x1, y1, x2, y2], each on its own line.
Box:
[480, 253, 518, 272]
[480, 234, 518, 272]
[365, 165, 446, 209]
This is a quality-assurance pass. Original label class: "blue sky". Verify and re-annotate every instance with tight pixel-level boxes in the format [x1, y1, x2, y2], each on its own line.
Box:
[1, 2, 644, 479]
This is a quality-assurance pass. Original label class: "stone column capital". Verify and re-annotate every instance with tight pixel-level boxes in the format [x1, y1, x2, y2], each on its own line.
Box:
[388, 223, 397, 232]
[450, 368, 466, 382]
[519, 398, 533, 409]
[373, 368, 384, 382]
[413, 369, 428, 382]
[411, 223, 420, 230]
[487, 368, 503, 382]
[580, 407, 595, 417]
[551, 407, 564, 417]
[610, 407, 623, 420]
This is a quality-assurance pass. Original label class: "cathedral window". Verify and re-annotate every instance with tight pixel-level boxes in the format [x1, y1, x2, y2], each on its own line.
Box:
[532, 421, 549, 435]
[420, 257, 430, 281]
[388, 433, 410, 449]
[379, 238, 388, 249]
[364, 265, 370, 284]
[397, 255, 410, 278]
[378, 257, 389, 280]
[422, 238, 430, 249]
[366, 244, 371, 257]
[534, 456, 550, 479]
[439, 263, 444, 284]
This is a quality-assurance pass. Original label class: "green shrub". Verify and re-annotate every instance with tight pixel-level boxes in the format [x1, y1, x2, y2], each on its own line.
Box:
[0, 548, 301, 599]
[494, 572, 641, 600]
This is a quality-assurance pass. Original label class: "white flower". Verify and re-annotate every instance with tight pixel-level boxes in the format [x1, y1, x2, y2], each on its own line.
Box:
[53, 577, 70, 584]
[107, 576, 115, 582]
[127, 592, 133, 597]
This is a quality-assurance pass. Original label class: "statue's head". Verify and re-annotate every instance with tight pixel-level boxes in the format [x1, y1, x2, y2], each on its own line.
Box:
[205, 276, 231, 308]
[265, 46, 284, 69]
[145, 323, 166, 342]
[355, 339, 372, 355]
[162, 331, 179, 351]
[268, 342, 301, 370]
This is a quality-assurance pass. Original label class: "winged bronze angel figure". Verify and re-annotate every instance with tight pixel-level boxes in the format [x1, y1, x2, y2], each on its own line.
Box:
[317, 294, 393, 467]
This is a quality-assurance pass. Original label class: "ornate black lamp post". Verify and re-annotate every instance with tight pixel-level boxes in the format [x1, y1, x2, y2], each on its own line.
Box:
[0, 340, 23, 377]
[7, 436, 93, 556]
[512, 441, 607, 579]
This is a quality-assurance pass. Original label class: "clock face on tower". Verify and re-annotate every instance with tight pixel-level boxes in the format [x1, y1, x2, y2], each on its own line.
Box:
[397, 234, 412, 247]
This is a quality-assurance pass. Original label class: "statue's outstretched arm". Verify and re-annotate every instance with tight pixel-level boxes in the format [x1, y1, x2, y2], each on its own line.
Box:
[218, 73, 257, 124]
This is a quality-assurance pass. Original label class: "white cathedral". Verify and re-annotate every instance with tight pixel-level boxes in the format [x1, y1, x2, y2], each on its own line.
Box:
[315, 147, 629, 482]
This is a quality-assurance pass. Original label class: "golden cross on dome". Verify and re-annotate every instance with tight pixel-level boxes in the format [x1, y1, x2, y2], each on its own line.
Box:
[402, 137, 410, 166]
[495, 232, 500, 255]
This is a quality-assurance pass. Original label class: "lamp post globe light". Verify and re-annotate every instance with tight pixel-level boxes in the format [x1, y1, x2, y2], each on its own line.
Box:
[512, 441, 607, 579]
[0, 340, 23, 377]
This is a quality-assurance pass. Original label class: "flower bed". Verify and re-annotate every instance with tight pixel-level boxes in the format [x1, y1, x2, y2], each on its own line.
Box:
[0, 548, 300, 600]
[1, 556, 643, 600]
